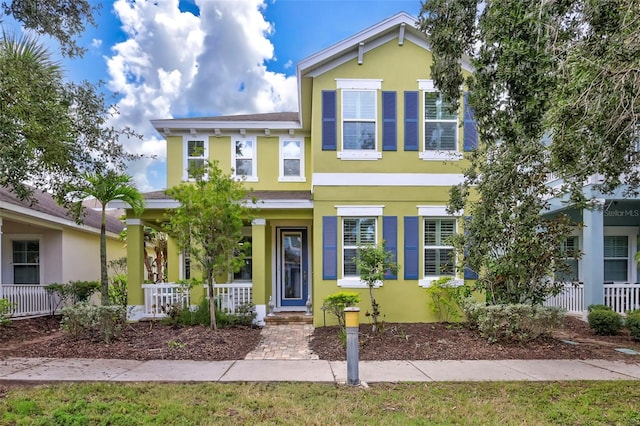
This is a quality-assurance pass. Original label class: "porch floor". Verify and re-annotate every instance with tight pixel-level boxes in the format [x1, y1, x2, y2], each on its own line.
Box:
[244, 322, 318, 360]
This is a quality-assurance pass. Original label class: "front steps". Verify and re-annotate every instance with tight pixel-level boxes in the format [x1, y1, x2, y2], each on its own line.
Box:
[264, 312, 313, 325]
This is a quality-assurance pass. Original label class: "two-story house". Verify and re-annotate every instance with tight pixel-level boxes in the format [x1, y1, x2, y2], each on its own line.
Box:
[122, 12, 478, 325]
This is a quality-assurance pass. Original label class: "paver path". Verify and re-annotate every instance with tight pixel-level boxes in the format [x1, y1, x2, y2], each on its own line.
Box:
[244, 324, 319, 360]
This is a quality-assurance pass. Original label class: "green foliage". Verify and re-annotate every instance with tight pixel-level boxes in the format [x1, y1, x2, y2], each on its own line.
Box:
[66, 171, 144, 306]
[60, 303, 126, 343]
[0, 298, 15, 325]
[587, 309, 623, 335]
[587, 304, 612, 312]
[425, 277, 469, 322]
[323, 291, 360, 329]
[45, 280, 100, 308]
[353, 243, 399, 333]
[625, 310, 640, 341]
[108, 274, 128, 307]
[171, 297, 256, 328]
[460, 299, 564, 343]
[164, 160, 256, 329]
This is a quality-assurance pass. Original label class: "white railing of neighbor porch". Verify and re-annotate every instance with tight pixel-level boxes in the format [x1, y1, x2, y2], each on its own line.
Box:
[604, 283, 640, 314]
[0, 284, 57, 318]
[544, 283, 584, 314]
[211, 283, 253, 314]
[142, 283, 191, 318]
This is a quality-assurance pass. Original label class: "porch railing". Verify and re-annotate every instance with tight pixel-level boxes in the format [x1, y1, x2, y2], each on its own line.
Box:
[0, 284, 58, 318]
[210, 283, 253, 314]
[544, 283, 584, 314]
[545, 282, 640, 315]
[142, 283, 191, 317]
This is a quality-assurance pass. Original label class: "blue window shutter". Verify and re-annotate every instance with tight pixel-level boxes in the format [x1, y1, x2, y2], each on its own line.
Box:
[383, 216, 398, 279]
[463, 216, 478, 279]
[322, 90, 337, 151]
[404, 91, 419, 151]
[382, 91, 397, 151]
[323, 216, 338, 280]
[463, 92, 478, 152]
[404, 216, 419, 280]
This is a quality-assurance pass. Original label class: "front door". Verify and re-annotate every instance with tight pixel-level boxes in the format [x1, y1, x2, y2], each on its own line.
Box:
[278, 228, 308, 307]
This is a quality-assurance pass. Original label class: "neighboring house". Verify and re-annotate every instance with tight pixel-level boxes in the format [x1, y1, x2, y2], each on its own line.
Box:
[120, 12, 479, 325]
[0, 187, 125, 317]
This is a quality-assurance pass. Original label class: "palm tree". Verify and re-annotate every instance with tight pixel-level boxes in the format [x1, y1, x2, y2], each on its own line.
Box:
[73, 171, 144, 305]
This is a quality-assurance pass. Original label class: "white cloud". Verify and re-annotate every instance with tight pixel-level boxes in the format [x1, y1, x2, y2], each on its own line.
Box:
[91, 38, 102, 48]
[105, 0, 298, 192]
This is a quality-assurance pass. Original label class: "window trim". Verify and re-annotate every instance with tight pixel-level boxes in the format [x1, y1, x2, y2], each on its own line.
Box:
[417, 79, 462, 161]
[183, 136, 208, 181]
[336, 79, 383, 161]
[278, 137, 306, 182]
[232, 136, 258, 182]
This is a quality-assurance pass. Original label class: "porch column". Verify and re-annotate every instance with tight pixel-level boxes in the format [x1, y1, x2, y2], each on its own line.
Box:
[582, 202, 605, 311]
[252, 218, 267, 324]
[126, 219, 145, 320]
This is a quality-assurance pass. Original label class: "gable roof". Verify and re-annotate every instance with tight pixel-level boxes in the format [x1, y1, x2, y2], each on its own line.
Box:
[0, 187, 124, 235]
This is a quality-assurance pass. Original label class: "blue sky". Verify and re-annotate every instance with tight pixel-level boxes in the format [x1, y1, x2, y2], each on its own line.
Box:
[32, 0, 423, 191]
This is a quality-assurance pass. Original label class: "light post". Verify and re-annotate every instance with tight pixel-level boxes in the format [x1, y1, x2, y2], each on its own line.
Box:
[344, 307, 360, 385]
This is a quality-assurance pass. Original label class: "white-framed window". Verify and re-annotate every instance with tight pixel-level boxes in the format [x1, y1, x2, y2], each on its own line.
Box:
[603, 227, 637, 283]
[279, 138, 305, 182]
[184, 138, 207, 180]
[233, 237, 252, 282]
[555, 236, 580, 282]
[418, 80, 461, 161]
[12, 239, 40, 284]
[423, 218, 456, 276]
[232, 137, 257, 181]
[342, 217, 377, 278]
[337, 79, 382, 160]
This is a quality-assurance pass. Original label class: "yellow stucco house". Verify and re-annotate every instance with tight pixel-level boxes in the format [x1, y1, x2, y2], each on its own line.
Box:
[121, 12, 477, 325]
[0, 187, 125, 317]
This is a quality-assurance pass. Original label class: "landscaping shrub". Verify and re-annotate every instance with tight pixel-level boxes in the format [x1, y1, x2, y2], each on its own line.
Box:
[626, 310, 640, 341]
[425, 277, 470, 322]
[173, 297, 255, 327]
[323, 291, 360, 329]
[587, 309, 623, 335]
[0, 298, 15, 325]
[108, 274, 128, 308]
[460, 299, 564, 343]
[587, 304, 612, 312]
[46, 280, 100, 307]
[61, 303, 126, 342]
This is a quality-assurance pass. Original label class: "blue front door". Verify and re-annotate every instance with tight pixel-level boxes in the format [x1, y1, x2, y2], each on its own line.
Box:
[278, 228, 308, 307]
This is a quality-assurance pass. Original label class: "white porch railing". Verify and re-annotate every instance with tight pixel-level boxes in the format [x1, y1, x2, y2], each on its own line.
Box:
[211, 283, 253, 314]
[544, 283, 584, 314]
[604, 283, 640, 314]
[0, 284, 58, 318]
[142, 283, 191, 318]
[545, 282, 640, 315]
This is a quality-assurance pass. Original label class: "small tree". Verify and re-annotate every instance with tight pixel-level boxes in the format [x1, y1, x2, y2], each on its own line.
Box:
[164, 160, 255, 329]
[354, 243, 399, 333]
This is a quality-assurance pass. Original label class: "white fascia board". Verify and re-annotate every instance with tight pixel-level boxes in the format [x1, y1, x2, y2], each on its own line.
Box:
[313, 173, 464, 187]
[0, 201, 119, 238]
[151, 119, 302, 133]
[254, 200, 313, 209]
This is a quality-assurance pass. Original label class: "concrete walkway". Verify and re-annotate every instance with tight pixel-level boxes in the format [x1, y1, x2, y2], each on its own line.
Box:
[244, 324, 318, 360]
[1, 357, 640, 383]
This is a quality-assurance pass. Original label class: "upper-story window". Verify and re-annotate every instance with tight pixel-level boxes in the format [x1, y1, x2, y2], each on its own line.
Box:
[184, 138, 207, 180]
[233, 138, 257, 182]
[279, 138, 305, 182]
[418, 80, 461, 161]
[337, 79, 383, 160]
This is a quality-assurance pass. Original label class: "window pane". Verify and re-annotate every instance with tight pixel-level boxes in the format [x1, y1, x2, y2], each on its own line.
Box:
[425, 93, 457, 120]
[188, 159, 205, 178]
[235, 159, 253, 176]
[604, 259, 628, 281]
[343, 219, 358, 246]
[424, 248, 454, 276]
[282, 140, 301, 158]
[14, 265, 39, 284]
[187, 140, 204, 157]
[283, 159, 300, 176]
[344, 248, 358, 276]
[343, 122, 375, 150]
[235, 140, 253, 158]
[425, 122, 457, 150]
[234, 258, 252, 281]
[343, 91, 375, 119]
[556, 259, 579, 282]
[359, 218, 376, 245]
[604, 236, 628, 258]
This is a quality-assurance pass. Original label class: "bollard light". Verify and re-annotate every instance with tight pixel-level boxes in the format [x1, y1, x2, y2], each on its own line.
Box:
[344, 307, 360, 385]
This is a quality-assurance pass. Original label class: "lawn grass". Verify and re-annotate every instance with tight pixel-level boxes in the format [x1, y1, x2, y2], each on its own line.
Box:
[2, 381, 640, 425]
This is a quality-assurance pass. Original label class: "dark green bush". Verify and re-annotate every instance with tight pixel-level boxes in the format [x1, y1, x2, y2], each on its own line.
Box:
[172, 297, 255, 327]
[587, 309, 622, 335]
[625, 310, 640, 341]
[323, 291, 360, 329]
[587, 304, 612, 312]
